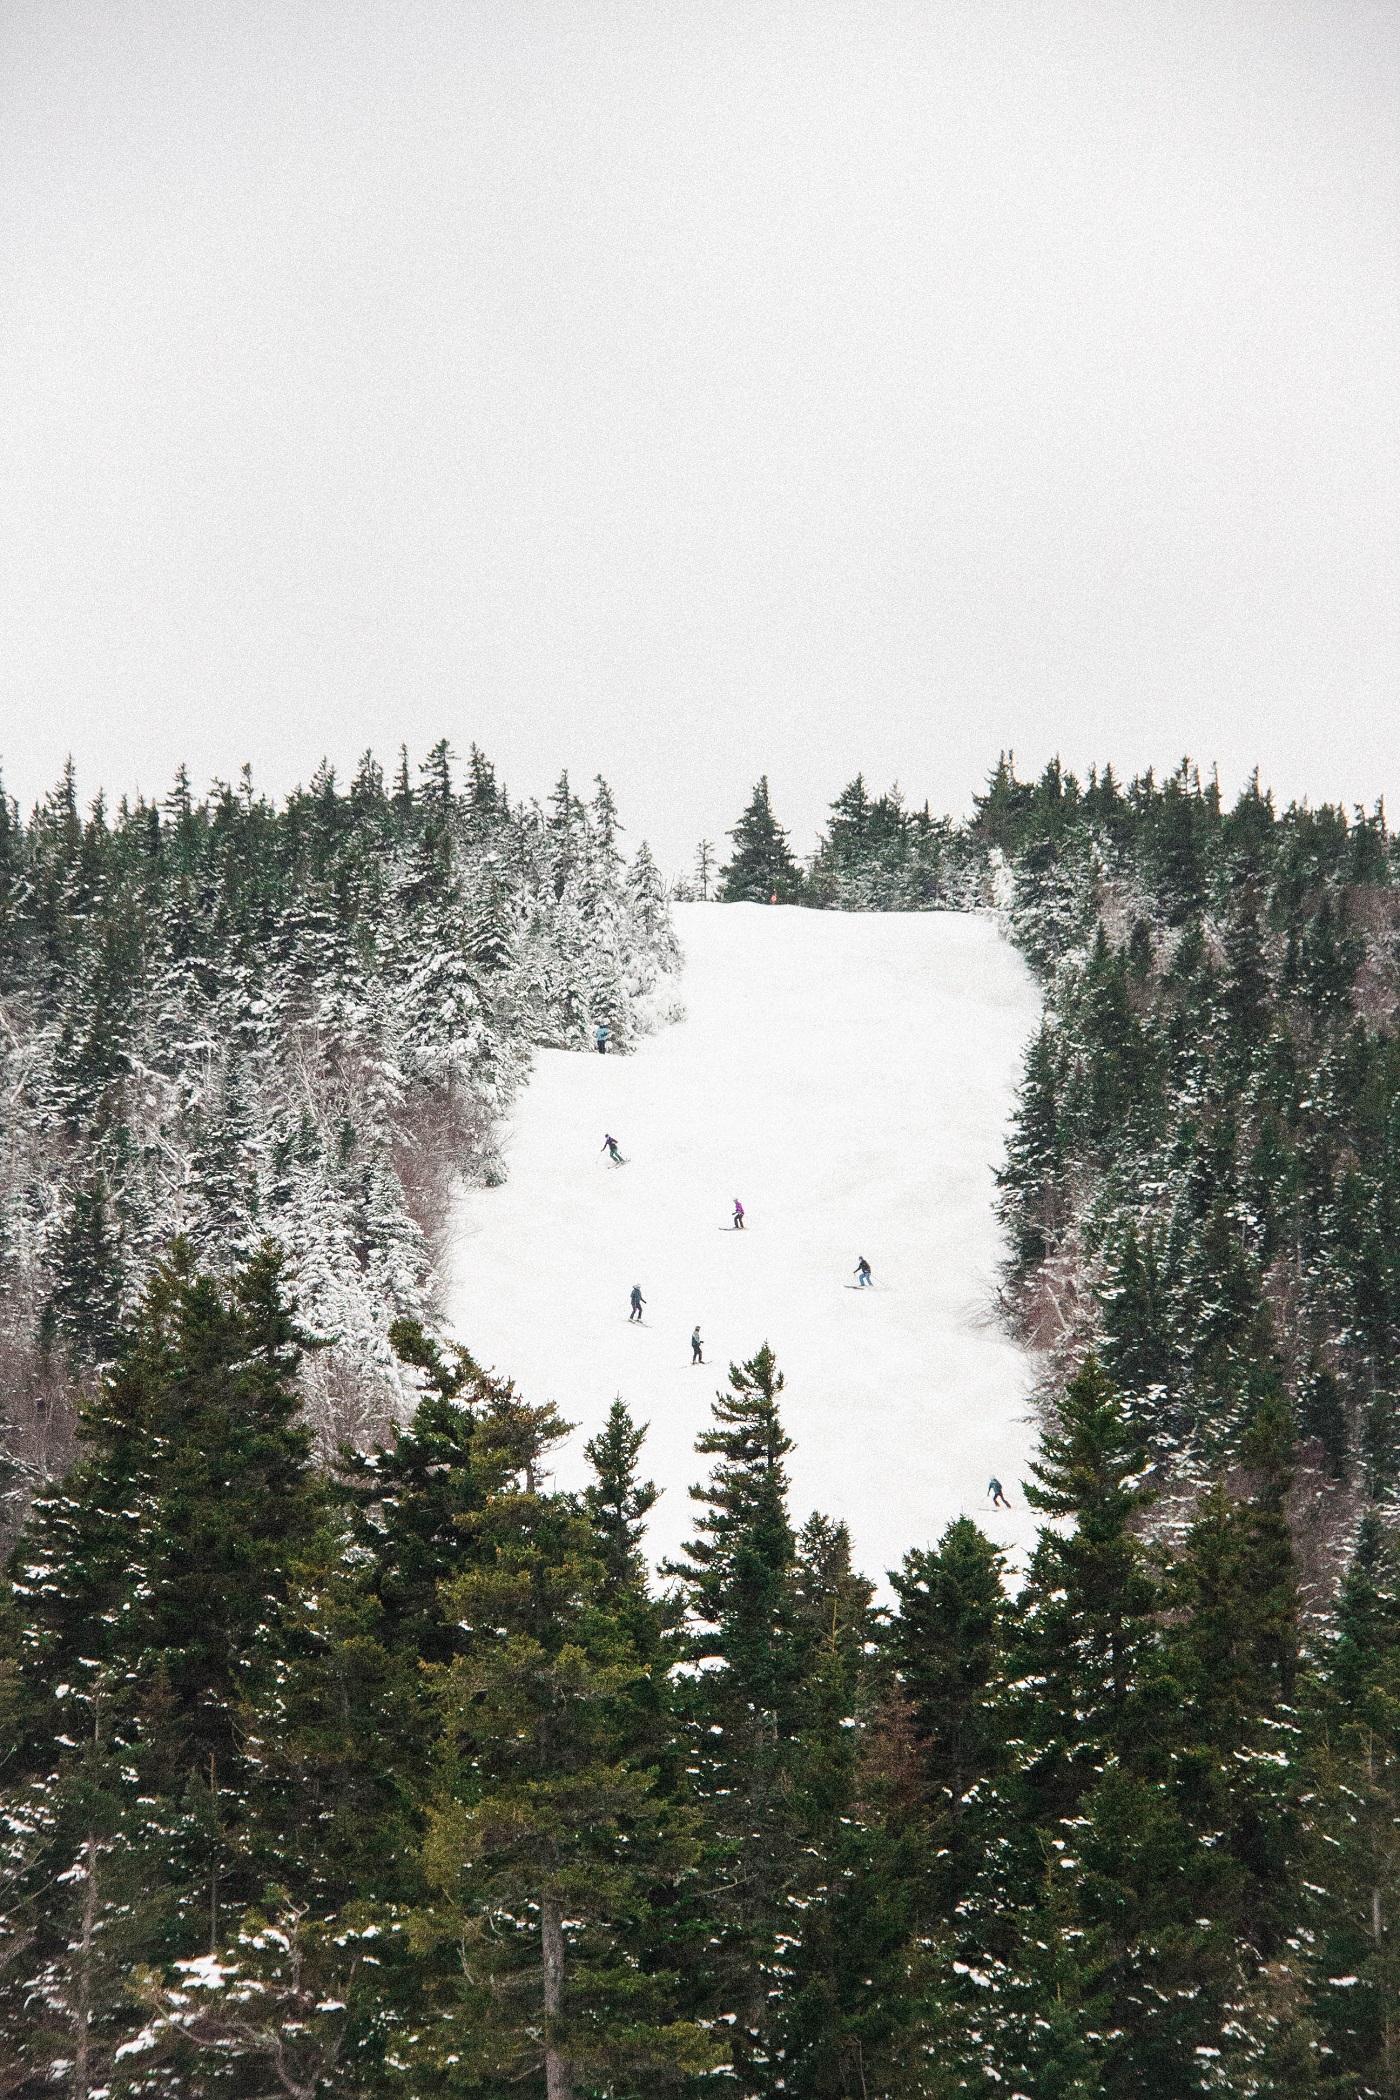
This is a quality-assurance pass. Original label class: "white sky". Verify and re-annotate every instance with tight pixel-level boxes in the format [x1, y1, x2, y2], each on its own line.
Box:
[2, 1, 1398, 871]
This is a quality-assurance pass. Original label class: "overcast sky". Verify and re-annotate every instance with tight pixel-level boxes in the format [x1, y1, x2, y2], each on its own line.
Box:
[2, 1, 1397, 871]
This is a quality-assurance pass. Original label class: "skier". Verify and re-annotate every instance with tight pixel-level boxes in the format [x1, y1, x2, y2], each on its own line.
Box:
[602, 1134, 625, 1166]
[854, 1256, 873, 1287]
[595, 1022, 609, 1054]
[629, 1285, 645, 1323]
[732, 1198, 745, 1230]
[691, 1325, 704, 1364]
[988, 1477, 1010, 1509]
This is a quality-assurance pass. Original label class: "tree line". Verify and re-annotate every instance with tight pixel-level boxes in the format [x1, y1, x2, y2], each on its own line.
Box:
[8, 746, 1400, 2093]
[2, 1245, 1397, 2096]
[715, 758, 1400, 1514]
[0, 745, 677, 1535]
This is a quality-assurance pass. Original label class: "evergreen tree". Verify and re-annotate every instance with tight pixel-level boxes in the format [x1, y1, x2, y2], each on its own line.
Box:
[886, 1517, 1007, 1886]
[1, 1243, 329, 2084]
[344, 1319, 488, 1665]
[413, 1442, 715, 2097]
[998, 1020, 1064, 1267]
[775, 1516, 900, 2100]
[1166, 1395, 1302, 1994]
[1297, 1515, 1400, 2092]
[1014, 1355, 1164, 1822]
[47, 1175, 124, 1365]
[582, 1398, 659, 1599]
[1297, 1353, 1349, 1480]
[720, 778, 804, 903]
[1098, 1220, 1172, 1414]
[1220, 900, 1271, 1065]
[668, 1345, 807, 2091]
[990, 1362, 1242, 2096]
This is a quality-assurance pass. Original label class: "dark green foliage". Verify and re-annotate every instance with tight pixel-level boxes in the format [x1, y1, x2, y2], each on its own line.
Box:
[1099, 1220, 1172, 1411]
[582, 1397, 659, 1597]
[345, 1322, 486, 1664]
[965, 750, 1400, 1504]
[1016, 1356, 1164, 1808]
[719, 777, 805, 903]
[10, 738, 1400, 2091]
[0, 1243, 331, 2088]
[411, 1410, 716, 2097]
[1297, 1354, 1349, 1479]
[666, 1344, 805, 2089]
[997, 1021, 1064, 1265]
[13, 1242, 324, 1768]
[47, 1175, 124, 1363]
[887, 1516, 1006, 1822]
[806, 776, 963, 909]
[0, 1277, 1394, 2095]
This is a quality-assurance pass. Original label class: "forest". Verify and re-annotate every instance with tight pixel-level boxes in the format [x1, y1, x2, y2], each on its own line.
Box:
[6, 751, 1400, 2095]
[0, 744, 676, 1523]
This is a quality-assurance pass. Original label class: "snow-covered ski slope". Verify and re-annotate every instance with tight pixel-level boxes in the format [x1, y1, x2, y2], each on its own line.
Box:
[446, 903, 1043, 1584]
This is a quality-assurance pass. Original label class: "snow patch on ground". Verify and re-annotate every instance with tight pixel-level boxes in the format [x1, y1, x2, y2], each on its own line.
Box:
[446, 902, 1044, 1585]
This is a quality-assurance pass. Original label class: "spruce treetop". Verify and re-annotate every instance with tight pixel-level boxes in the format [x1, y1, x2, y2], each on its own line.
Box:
[719, 777, 804, 903]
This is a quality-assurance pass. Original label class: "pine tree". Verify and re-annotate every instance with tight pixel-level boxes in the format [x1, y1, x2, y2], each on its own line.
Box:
[0, 1667, 160, 2100]
[886, 1517, 1007, 1891]
[1166, 1395, 1302, 1989]
[1067, 925, 1152, 1153]
[776, 1516, 900, 2100]
[626, 840, 678, 971]
[1098, 1220, 1172, 1414]
[1297, 1353, 1349, 1480]
[1014, 1354, 1164, 1823]
[392, 742, 415, 818]
[719, 778, 804, 904]
[991, 1361, 1251, 2097]
[1, 1243, 329, 2083]
[1179, 1191, 1280, 1457]
[47, 1175, 124, 1366]
[413, 1448, 715, 2098]
[1298, 1515, 1400, 2091]
[1220, 900, 1271, 1066]
[419, 737, 456, 815]
[668, 1345, 807, 2092]
[997, 1020, 1064, 1267]
[582, 1398, 658, 1599]
[0, 775, 20, 973]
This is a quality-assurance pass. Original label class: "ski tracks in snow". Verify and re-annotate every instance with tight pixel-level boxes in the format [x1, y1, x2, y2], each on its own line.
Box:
[446, 902, 1044, 1584]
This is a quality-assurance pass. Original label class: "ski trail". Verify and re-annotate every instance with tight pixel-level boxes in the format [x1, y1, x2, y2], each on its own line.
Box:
[445, 902, 1044, 1584]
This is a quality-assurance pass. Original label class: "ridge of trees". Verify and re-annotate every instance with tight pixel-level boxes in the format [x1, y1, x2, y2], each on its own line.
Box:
[4, 1250, 1396, 2095]
[0, 746, 677, 1537]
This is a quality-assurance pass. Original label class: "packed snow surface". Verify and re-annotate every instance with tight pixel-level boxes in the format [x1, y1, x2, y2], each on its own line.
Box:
[447, 903, 1044, 1584]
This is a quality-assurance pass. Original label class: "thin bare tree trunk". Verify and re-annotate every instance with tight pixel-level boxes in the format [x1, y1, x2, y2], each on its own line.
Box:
[541, 1892, 571, 2100]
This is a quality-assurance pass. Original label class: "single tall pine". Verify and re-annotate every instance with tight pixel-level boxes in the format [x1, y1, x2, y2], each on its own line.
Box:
[719, 778, 804, 903]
